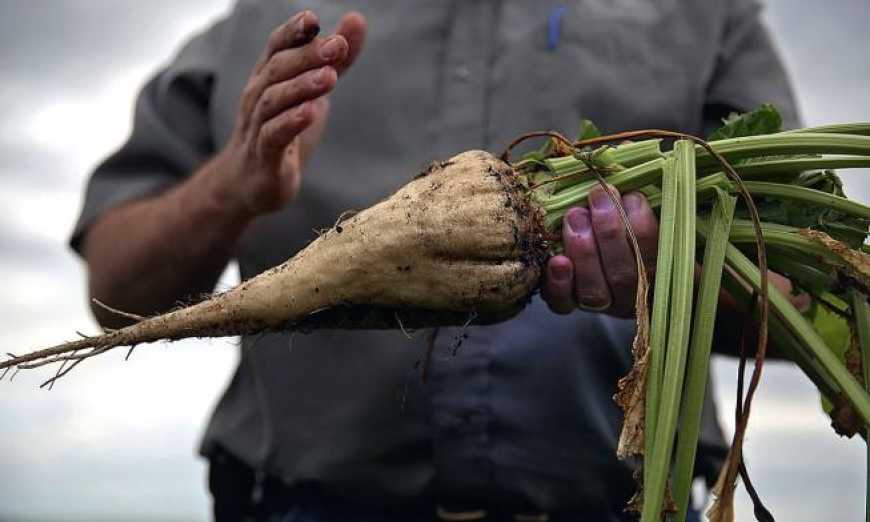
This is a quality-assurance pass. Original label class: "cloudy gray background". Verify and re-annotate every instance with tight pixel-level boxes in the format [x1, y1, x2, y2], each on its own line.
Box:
[0, 1, 867, 520]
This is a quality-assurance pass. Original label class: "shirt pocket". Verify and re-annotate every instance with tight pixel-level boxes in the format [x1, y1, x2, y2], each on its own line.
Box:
[492, 0, 701, 136]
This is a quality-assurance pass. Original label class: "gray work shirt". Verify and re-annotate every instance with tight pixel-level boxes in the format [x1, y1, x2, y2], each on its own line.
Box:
[71, 0, 799, 514]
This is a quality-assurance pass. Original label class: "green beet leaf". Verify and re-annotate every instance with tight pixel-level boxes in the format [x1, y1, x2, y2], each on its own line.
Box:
[577, 118, 602, 141]
[708, 103, 783, 141]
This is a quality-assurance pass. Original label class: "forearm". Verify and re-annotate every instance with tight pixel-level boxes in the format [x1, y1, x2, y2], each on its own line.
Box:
[82, 153, 251, 328]
[81, 11, 364, 329]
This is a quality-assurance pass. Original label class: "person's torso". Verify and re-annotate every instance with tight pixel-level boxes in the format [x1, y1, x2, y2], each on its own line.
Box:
[201, 0, 726, 512]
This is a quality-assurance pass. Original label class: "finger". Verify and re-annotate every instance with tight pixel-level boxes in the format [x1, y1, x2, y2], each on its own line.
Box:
[274, 96, 330, 203]
[790, 291, 812, 313]
[622, 191, 659, 276]
[267, 95, 332, 207]
[768, 270, 812, 313]
[589, 185, 637, 317]
[277, 136, 303, 203]
[258, 100, 315, 161]
[563, 207, 612, 311]
[255, 11, 321, 73]
[542, 255, 576, 315]
[243, 35, 348, 119]
[299, 96, 331, 165]
[261, 35, 348, 89]
[333, 11, 367, 74]
[253, 65, 337, 127]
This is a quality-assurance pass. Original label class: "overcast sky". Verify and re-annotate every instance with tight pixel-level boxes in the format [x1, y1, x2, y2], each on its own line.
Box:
[0, 1, 868, 521]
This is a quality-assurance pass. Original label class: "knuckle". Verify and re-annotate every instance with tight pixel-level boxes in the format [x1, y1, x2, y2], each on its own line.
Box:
[295, 70, 320, 93]
[566, 234, 597, 260]
[287, 79, 308, 101]
[631, 217, 657, 240]
[304, 66, 333, 89]
[262, 83, 287, 107]
[266, 50, 293, 80]
[241, 82, 256, 101]
[266, 25, 285, 53]
[594, 219, 624, 240]
[243, 139, 258, 161]
[306, 38, 330, 65]
[298, 44, 318, 70]
[259, 87, 276, 112]
[573, 270, 606, 294]
[267, 118, 290, 146]
[264, 60, 280, 83]
[607, 268, 636, 288]
[257, 80, 302, 121]
[262, 108, 306, 150]
[258, 120, 277, 150]
[262, 50, 295, 85]
[293, 103, 312, 126]
[240, 83, 259, 110]
[283, 48, 312, 79]
[571, 265, 609, 301]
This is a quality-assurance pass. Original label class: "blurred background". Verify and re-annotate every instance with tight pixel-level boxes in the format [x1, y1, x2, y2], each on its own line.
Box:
[0, 1, 867, 520]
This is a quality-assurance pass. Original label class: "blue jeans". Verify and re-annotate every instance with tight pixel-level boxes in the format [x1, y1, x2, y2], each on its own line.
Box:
[209, 445, 701, 522]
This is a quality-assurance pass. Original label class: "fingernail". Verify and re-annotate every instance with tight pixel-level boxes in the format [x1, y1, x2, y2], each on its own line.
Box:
[624, 193, 644, 213]
[311, 67, 328, 86]
[295, 101, 311, 121]
[579, 295, 611, 311]
[590, 187, 614, 211]
[298, 12, 319, 39]
[566, 208, 591, 235]
[551, 263, 571, 281]
[320, 36, 344, 60]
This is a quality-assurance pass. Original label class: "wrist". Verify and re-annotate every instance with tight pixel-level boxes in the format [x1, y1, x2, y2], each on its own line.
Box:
[190, 150, 258, 224]
[173, 153, 254, 249]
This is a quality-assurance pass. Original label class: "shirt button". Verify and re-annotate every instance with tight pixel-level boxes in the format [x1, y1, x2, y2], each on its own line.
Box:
[454, 65, 471, 82]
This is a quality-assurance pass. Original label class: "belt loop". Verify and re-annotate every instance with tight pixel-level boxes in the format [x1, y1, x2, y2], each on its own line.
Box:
[514, 514, 549, 522]
[437, 506, 488, 521]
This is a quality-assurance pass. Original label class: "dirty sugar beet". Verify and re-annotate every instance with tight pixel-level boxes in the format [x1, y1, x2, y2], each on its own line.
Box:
[3, 150, 549, 370]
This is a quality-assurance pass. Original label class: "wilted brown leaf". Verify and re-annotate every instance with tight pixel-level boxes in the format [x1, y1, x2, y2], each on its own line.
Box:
[800, 229, 870, 292]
